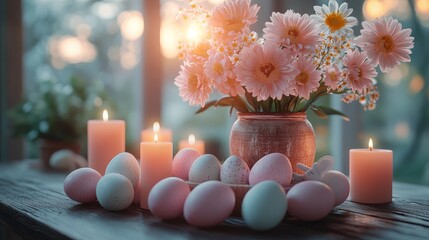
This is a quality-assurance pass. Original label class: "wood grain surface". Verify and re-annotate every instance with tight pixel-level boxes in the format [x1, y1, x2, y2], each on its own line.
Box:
[0, 160, 428, 240]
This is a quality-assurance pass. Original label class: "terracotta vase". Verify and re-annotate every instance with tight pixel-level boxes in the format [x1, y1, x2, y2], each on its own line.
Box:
[229, 112, 315, 173]
[39, 139, 81, 169]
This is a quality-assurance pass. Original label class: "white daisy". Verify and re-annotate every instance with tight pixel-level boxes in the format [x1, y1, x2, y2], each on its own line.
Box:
[311, 0, 357, 35]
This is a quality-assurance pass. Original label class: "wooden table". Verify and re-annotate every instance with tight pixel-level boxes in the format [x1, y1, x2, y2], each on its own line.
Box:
[1, 160, 428, 240]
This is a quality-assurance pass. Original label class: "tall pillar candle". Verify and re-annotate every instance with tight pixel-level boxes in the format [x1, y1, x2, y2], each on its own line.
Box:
[140, 135, 172, 209]
[88, 110, 125, 175]
[349, 139, 393, 204]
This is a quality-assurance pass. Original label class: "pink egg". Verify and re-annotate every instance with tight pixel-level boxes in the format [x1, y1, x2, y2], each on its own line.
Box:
[148, 177, 190, 220]
[64, 168, 101, 203]
[249, 153, 292, 186]
[184, 181, 235, 227]
[287, 181, 335, 221]
[322, 170, 350, 206]
[172, 148, 201, 180]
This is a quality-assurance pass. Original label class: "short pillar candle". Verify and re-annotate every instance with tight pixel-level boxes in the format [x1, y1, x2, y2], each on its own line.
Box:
[349, 139, 393, 204]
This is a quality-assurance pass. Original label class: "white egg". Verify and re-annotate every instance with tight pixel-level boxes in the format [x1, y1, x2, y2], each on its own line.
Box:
[96, 173, 134, 211]
[105, 152, 140, 188]
[322, 170, 350, 206]
[188, 154, 221, 183]
[221, 156, 250, 184]
[50, 149, 77, 171]
[241, 180, 287, 231]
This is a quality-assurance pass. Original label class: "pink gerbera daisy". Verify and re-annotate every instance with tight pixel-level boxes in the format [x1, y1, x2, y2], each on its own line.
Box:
[342, 49, 378, 93]
[236, 42, 294, 101]
[290, 56, 322, 100]
[175, 61, 212, 107]
[263, 10, 321, 54]
[204, 52, 244, 96]
[323, 65, 342, 90]
[355, 17, 414, 73]
[209, 0, 260, 35]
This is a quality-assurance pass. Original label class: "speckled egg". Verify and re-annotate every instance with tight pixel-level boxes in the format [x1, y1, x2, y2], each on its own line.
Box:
[249, 153, 293, 187]
[287, 181, 335, 221]
[188, 154, 221, 183]
[184, 181, 235, 227]
[64, 167, 101, 203]
[220, 156, 250, 184]
[322, 170, 350, 206]
[105, 152, 140, 188]
[50, 150, 76, 171]
[172, 148, 201, 180]
[96, 173, 134, 211]
[148, 177, 190, 220]
[242, 180, 287, 231]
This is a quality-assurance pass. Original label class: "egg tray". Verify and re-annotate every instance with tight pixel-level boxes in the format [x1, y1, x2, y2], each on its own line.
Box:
[186, 182, 293, 216]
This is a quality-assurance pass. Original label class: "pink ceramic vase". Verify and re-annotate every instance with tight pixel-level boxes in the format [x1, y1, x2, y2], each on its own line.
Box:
[229, 112, 315, 173]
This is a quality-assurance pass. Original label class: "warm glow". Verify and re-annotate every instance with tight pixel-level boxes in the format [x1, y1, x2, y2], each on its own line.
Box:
[369, 138, 374, 151]
[154, 134, 159, 143]
[188, 134, 196, 145]
[161, 22, 180, 59]
[416, 0, 429, 14]
[186, 24, 204, 42]
[409, 75, 425, 94]
[153, 122, 160, 133]
[363, 0, 389, 20]
[208, 0, 225, 4]
[103, 110, 109, 121]
[50, 36, 97, 64]
[118, 11, 144, 41]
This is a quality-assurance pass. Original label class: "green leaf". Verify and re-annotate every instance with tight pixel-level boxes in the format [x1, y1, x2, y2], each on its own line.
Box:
[310, 106, 328, 119]
[313, 105, 350, 121]
[195, 100, 218, 114]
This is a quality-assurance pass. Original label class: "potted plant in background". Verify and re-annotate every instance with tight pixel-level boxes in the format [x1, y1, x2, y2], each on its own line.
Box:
[9, 76, 111, 168]
[174, 0, 413, 172]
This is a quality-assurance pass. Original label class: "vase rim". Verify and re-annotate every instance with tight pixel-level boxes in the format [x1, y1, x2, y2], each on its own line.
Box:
[237, 111, 307, 120]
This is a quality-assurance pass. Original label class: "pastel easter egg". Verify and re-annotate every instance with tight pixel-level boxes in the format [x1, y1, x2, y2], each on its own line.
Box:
[184, 181, 235, 227]
[286, 181, 335, 221]
[74, 154, 88, 168]
[249, 153, 293, 187]
[50, 150, 77, 171]
[242, 180, 287, 231]
[221, 155, 250, 184]
[64, 167, 101, 203]
[148, 177, 190, 220]
[188, 154, 221, 183]
[105, 152, 140, 188]
[322, 170, 350, 206]
[96, 173, 134, 211]
[172, 148, 201, 180]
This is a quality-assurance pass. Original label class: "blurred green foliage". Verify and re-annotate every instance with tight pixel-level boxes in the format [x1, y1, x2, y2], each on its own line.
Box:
[9, 76, 112, 142]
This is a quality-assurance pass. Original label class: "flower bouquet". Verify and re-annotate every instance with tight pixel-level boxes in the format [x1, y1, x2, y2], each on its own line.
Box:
[174, 0, 414, 116]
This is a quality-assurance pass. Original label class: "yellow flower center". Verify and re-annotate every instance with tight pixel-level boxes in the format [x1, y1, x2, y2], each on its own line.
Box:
[296, 72, 309, 85]
[188, 74, 199, 92]
[213, 63, 223, 75]
[378, 36, 395, 53]
[260, 63, 276, 78]
[192, 41, 210, 58]
[224, 18, 245, 32]
[325, 12, 346, 32]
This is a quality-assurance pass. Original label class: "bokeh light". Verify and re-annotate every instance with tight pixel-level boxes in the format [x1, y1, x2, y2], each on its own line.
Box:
[409, 75, 425, 94]
[118, 11, 144, 41]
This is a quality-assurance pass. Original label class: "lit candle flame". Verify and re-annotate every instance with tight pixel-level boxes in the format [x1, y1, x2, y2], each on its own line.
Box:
[369, 138, 373, 151]
[153, 122, 160, 133]
[188, 134, 196, 145]
[154, 134, 158, 143]
[102, 110, 108, 121]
